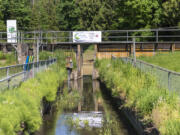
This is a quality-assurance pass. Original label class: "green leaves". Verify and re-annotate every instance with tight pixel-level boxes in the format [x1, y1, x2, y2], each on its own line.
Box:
[0, 0, 180, 31]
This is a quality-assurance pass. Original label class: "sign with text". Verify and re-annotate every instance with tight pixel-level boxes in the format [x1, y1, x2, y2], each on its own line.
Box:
[7, 20, 17, 43]
[73, 31, 102, 43]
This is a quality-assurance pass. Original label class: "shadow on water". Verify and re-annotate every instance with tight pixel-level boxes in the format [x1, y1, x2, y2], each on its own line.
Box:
[35, 76, 137, 135]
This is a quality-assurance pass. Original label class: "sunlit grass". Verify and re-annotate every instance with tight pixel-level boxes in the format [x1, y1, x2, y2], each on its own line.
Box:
[139, 52, 180, 72]
[0, 50, 70, 135]
[96, 59, 180, 135]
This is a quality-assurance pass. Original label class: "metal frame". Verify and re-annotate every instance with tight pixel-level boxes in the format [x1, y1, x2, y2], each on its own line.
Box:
[0, 28, 180, 44]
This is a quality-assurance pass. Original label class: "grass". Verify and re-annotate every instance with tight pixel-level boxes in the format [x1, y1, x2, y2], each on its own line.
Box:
[0, 50, 72, 135]
[96, 59, 180, 135]
[40, 50, 77, 69]
[139, 52, 180, 72]
[0, 51, 16, 67]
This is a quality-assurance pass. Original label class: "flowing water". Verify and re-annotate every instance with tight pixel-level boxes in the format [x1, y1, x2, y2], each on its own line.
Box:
[36, 76, 136, 135]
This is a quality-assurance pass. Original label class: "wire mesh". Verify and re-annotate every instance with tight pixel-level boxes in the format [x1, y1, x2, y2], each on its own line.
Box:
[0, 59, 56, 91]
[121, 57, 180, 92]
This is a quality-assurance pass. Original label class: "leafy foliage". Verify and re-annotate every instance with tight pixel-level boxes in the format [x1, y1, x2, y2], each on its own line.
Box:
[0, 0, 180, 31]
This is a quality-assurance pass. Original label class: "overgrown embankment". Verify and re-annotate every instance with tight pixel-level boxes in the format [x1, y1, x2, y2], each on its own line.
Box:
[96, 59, 180, 135]
[0, 51, 68, 135]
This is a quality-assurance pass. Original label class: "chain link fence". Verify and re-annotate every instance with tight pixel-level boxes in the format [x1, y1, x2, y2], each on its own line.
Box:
[0, 58, 56, 91]
[118, 57, 180, 93]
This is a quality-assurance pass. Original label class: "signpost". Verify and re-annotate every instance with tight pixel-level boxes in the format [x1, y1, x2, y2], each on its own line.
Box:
[7, 20, 17, 43]
[73, 31, 102, 43]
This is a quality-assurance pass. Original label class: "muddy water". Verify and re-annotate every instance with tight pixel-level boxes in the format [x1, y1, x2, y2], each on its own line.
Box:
[36, 76, 136, 135]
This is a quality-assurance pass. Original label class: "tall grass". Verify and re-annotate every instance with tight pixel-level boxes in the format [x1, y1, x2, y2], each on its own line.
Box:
[139, 52, 180, 72]
[0, 50, 69, 135]
[0, 51, 16, 67]
[96, 59, 180, 135]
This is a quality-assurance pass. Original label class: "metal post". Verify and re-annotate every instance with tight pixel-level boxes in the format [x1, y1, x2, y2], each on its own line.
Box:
[37, 61, 39, 72]
[133, 38, 136, 66]
[33, 62, 35, 78]
[8, 79, 10, 89]
[37, 38, 39, 62]
[7, 67, 10, 89]
[168, 72, 171, 91]
[45, 61, 47, 69]
[6, 67, 9, 78]
[156, 30, 158, 43]
[127, 31, 129, 42]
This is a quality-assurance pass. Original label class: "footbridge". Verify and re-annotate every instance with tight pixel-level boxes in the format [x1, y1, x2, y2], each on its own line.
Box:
[1, 29, 180, 58]
[1, 28, 180, 77]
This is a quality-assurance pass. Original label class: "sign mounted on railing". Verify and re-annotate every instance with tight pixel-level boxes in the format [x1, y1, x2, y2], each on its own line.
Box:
[7, 20, 17, 43]
[73, 31, 102, 43]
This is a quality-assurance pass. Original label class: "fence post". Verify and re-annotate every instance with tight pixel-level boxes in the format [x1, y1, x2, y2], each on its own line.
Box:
[6, 67, 9, 78]
[133, 38, 136, 66]
[45, 60, 47, 69]
[156, 30, 159, 43]
[33, 62, 35, 78]
[127, 31, 129, 42]
[6, 67, 10, 89]
[168, 72, 171, 91]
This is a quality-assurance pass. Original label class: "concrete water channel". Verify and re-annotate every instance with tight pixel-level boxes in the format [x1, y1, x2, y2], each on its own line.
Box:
[35, 76, 137, 135]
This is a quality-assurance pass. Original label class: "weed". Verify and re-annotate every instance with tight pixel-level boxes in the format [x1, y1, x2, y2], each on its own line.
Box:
[96, 59, 180, 135]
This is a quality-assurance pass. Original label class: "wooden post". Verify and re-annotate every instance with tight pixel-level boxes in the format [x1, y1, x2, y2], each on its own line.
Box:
[94, 44, 97, 60]
[2, 44, 8, 53]
[77, 44, 82, 77]
[130, 43, 133, 56]
[171, 43, 175, 52]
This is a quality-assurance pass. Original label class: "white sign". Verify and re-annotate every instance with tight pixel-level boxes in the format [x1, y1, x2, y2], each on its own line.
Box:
[73, 31, 102, 43]
[7, 20, 17, 43]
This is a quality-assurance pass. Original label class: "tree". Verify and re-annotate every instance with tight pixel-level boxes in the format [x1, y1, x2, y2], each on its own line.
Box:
[0, 0, 32, 31]
[118, 0, 162, 29]
[56, 0, 79, 30]
[161, 0, 180, 27]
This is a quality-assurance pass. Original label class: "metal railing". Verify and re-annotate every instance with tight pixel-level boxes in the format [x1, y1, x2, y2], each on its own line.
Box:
[0, 28, 180, 44]
[118, 57, 180, 93]
[0, 58, 56, 91]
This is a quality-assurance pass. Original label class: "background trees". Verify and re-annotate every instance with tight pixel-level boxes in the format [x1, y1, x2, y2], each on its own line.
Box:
[0, 0, 179, 31]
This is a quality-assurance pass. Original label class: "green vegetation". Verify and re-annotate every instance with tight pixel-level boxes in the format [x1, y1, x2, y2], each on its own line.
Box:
[96, 59, 180, 135]
[0, 0, 180, 31]
[0, 50, 70, 135]
[139, 52, 180, 72]
[0, 51, 16, 67]
[0, 64, 66, 135]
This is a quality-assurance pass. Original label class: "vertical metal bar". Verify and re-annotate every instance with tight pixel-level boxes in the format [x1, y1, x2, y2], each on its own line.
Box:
[37, 38, 39, 62]
[33, 62, 35, 78]
[45, 61, 47, 69]
[156, 30, 158, 43]
[7, 80, 10, 89]
[168, 72, 171, 91]
[7, 67, 10, 89]
[127, 31, 129, 42]
[7, 67, 9, 78]
[133, 38, 136, 66]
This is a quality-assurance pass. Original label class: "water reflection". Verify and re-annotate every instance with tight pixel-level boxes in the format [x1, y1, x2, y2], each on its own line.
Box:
[36, 76, 136, 135]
